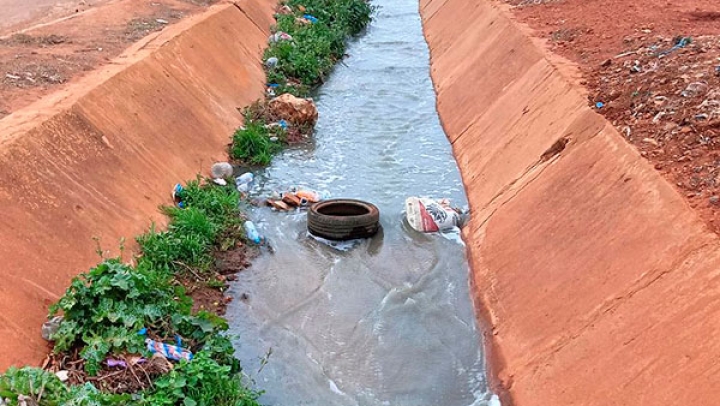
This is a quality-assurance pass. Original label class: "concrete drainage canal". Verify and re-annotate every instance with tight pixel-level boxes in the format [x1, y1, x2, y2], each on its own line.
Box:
[226, 0, 498, 404]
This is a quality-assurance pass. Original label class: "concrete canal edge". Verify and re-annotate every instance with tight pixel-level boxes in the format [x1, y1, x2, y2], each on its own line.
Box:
[421, 0, 720, 404]
[0, 0, 276, 370]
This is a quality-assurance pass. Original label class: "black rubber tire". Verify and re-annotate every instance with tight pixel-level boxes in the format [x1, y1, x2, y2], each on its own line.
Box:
[307, 199, 380, 241]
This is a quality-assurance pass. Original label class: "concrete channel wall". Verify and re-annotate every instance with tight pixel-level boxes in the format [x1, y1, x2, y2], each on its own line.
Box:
[0, 0, 275, 370]
[421, 0, 720, 404]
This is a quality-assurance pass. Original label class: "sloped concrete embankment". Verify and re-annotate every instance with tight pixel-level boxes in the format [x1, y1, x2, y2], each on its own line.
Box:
[421, 0, 720, 404]
[0, 0, 275, 370]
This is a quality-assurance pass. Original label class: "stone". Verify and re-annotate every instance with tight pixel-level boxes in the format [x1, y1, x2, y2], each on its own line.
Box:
[268, 94, 318, 126]
[55, 370, 69, 382]
[211, 162, 233, 179]
[642, 137, 659, 147]
[710, 196, 720, 205]
[681, 82, 709, 98]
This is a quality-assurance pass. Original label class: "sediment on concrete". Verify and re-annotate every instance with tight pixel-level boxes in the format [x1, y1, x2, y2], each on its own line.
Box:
[421, 0, 720, 404]
[0, 0, 276, 370]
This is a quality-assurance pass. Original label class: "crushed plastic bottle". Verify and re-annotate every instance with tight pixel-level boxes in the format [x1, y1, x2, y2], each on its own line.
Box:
[236, 173, 254, 193]
[236, 172, 254, 185]
[244, 221, 263, 244]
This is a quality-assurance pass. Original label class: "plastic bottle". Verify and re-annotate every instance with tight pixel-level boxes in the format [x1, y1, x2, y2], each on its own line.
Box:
[236, 172, 254, 185]
[244, 221, 263, 244]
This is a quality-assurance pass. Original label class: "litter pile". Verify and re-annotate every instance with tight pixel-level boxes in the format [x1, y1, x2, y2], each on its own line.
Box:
[0, 0, 376, 405]
[588, 34, 720, 231]
[498, 0, 720, 234]
[265, 188, 330, 211]
[229, 0, 373, 168]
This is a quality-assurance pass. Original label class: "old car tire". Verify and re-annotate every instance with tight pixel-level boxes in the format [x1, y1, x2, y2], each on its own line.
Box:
[307, 199, 380, 241]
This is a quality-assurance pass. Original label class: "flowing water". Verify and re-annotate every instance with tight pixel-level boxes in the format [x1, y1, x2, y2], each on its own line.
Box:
[226, 1, 497, 404]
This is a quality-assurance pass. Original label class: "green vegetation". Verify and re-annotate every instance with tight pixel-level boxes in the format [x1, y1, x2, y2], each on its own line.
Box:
[0, 182, 259, 405]
[229, 119, 285, 166]
[0, 1, 376, 404]
[265, 0, 374, 90]
[229, 0, 374, 166]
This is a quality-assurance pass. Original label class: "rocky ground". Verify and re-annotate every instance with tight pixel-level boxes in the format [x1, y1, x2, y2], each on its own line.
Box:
[503, 0, 720, 233]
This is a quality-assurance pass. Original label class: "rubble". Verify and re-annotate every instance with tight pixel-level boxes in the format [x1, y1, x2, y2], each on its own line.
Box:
[268, 94, 319, 126]
[589, 34, 720, 232]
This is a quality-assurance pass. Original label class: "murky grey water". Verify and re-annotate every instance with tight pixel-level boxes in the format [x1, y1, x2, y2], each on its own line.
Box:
[226, 1, 496, 405]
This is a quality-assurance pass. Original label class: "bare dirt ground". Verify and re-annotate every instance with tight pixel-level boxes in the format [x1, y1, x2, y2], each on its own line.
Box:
[504, 0, 720, 233]
[0, 0, 109, 34]
[0, 0, 219, 118]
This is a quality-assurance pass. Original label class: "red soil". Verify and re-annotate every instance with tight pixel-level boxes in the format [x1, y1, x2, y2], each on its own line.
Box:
[505, 0, 720, 232]
[0, 0, 218, 119]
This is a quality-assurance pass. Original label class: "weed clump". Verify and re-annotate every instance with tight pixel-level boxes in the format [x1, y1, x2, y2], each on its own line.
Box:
[265, 0, 375, 90]
[229, 0, 374, 166]
[230, 119, 285, 166]
[0, 0, 376, 404]
[0, 181, 259, 405]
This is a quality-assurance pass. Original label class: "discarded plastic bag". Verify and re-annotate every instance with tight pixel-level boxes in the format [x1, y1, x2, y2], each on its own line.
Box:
[41, 316, 63, 341]
[145, 338, 193, 362]
[296, 189, 330, 203]
[172, 184, 186, 208]
[303, 14, 319, 23]
[265, 57, 279, 68]
[269, 31, 293, 43]
[405, 197, 462, 233]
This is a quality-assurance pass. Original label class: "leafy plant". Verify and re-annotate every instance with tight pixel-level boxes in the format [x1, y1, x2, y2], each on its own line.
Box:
[48, 260, 186, 374]
[47, 260, 227, 376]
[0, 367, 68, 405]
[4, 0, 378, 403]
[264, 0, 375, 90]
[144, 350, 261, 406]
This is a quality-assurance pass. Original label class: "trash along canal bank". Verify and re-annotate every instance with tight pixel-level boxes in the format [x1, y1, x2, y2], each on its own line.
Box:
[224, 0, 498, 404]
[0, 0, 389, 404]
